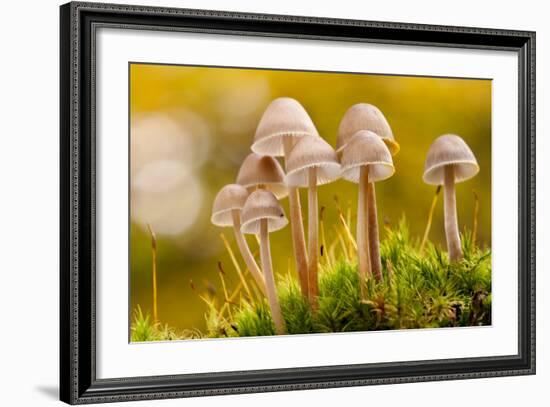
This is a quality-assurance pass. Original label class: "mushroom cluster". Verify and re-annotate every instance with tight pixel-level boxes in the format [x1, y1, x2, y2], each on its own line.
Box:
[240, 190, 288, 334]
[211, 97, 335, 332]
[211, 184, 266, 295]
[340, 131, 394, 294]
[337, 104, 398, 294]
[252, 98, 318, 299]
[211, 97, 479, 331]
[285, 135, 341, 308]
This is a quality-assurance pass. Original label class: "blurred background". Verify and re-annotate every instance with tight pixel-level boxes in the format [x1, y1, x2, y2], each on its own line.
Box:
[130, 63, 491, 334]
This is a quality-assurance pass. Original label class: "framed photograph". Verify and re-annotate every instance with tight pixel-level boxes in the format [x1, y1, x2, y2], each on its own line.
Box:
[60, 1, 535, 404]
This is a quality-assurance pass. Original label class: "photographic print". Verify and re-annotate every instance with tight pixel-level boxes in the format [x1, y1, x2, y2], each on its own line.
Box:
[60, 5, 535, 402]
[129, 64, 492, 341]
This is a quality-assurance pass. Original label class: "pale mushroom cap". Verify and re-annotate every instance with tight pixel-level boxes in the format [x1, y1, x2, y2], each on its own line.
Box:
[240, 189, 288, 234]
[341, 130, 395, 183]
[423, 134, 479, 185]
[336, 103, 400, 155]
[236, 153, 288, 199]
[284, 135, 341, 187]
[251, 97, 319, 156]
[211, 184, 249, 227]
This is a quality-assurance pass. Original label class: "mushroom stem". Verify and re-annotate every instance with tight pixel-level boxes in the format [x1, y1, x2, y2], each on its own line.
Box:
[283, 139, 309, 299]
[231, 210, 266, 295]
[259, 219, 286, 335]
[308, 167, 319, 309]
[444, 165, 463, 262]
[289, 188, 309, 297]
[357, 166, 371, 300]
[367, 182, 383, 282]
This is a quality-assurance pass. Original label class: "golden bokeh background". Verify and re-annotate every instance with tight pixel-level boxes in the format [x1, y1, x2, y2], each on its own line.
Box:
[130, 63, 491, 333]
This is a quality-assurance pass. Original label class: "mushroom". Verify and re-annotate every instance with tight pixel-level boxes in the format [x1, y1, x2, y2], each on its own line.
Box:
[336, 103, 400, 156]
[252, 97, 319, 298]
[285, 136, 341, 308]
[236, 152, 288, 199]
[337, 103, 399, 281]
[341, 131, 394, 290]
[241, 190, 289, 334]
[211, 184, 266, 294]
[423, 134, 479, 262]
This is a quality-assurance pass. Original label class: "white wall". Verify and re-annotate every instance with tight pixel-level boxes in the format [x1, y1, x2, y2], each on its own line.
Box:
[0, 0, 546, 405]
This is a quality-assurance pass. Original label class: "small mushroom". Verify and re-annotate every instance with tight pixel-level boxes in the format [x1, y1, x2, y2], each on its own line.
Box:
[253, 97, 320, 156]
[423, 134, 479, 262]
[337, 103, 399, 279]
[285, 136, 341, 308]
[336, 103, 400, 156]
[341, 131, 395, 290]
[251, 97, 319, 298]
[236, 152, 288, 199]
[211, 184, 266, 294]
[241, 190, 289, 334]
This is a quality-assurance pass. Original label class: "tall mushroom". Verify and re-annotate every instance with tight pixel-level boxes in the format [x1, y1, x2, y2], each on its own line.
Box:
[285, 136, 341, 308]
[341, 131, 395, 291]
[423, 134, 479, 262]
[252, 97, 319, 298]
[337, 103, 399, 280]
[211, 184, 266, 294]
[236, 152, 288, 199]
[240, 190, 289, 335]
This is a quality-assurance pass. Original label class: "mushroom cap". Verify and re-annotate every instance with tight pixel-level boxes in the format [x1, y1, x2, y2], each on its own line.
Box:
[423, 134, 479, 185]
[336, 103, 400, 155]
[341, 130, 395, 183]
[240, 189, 288, 234]
[284, 135, 341, 187]
[211, 184, 249, 227]
[252, 97, 319, 157]
[236, 153, 288, 199]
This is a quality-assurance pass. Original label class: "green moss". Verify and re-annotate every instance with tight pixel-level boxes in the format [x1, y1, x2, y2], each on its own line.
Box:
[130, 306, 159, 342]
[279, 276, 314, 334]
[131, 305, 203, 342]
[234, 301, 276, 337]
[131, 219, 491, 340]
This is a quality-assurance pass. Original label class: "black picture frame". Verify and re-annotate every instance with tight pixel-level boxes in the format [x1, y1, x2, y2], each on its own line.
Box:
[60, 1, 536, 404]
